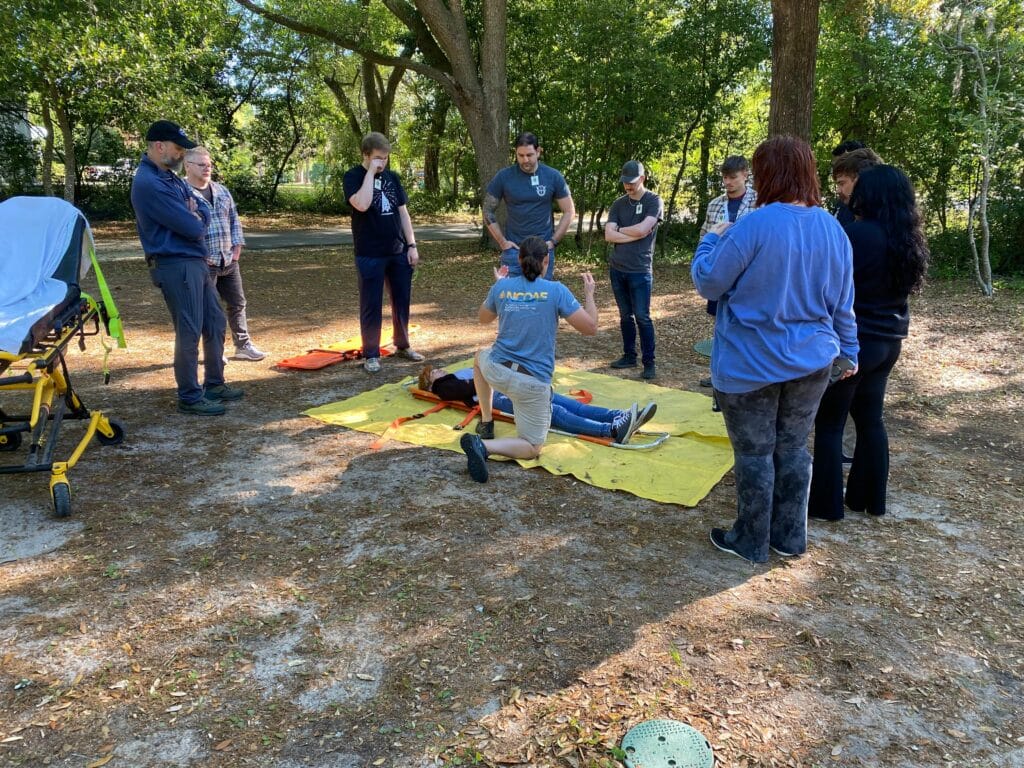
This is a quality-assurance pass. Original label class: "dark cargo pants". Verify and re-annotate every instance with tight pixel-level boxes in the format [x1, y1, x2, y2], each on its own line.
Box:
[715, 366, 830, 562]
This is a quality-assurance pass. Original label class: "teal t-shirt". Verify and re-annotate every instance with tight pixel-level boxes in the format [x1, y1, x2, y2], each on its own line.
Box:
[484, 276, 581, 383]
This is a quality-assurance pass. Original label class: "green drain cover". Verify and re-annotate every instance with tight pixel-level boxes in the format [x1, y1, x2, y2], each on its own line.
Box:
[693, 339, 713, 358]
[620, 719, 713, 768]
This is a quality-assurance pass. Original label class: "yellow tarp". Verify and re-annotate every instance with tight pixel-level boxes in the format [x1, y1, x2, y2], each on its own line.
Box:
[304, 362, 734, 507]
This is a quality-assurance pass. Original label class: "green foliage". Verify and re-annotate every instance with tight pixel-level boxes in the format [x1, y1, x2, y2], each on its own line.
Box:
[76, 175, 134, 220]
[506, 0, 769, 229]
[0, 125, 36, 197]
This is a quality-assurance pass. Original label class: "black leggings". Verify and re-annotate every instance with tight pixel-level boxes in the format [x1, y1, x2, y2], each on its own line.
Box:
[809, 336, 903, 519]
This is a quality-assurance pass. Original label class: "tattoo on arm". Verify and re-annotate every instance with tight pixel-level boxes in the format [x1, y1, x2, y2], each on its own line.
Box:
[482, 193, 500, 225]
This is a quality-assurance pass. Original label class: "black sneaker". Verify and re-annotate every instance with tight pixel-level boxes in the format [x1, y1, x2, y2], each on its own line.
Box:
[769, 543, 803, 557]
[642, 363, 657, 380]
[611, 405, 638, 444]
[460, 433, 489, 483]
[178, 397, 226, 416]
[709, 527, 761, 563]
[609, 356, 637, 369]
[476, 420, 495, 439]
[635, 402, 657, 429]
[204, 384, 245, 401]
[808, 511, 844, 522]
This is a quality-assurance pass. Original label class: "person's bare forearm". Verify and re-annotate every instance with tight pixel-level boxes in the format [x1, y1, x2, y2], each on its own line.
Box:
[551, 198, 575, 245]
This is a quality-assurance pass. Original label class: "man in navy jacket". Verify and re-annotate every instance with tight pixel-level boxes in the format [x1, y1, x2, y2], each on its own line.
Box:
[131, 120, 244, 415]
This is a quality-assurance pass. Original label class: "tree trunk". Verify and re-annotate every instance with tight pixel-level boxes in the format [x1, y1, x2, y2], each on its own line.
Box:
[659, 121, 698, 256]
[40, 99, 54, 197]
[423, 91, 450, 194]
[324, 72, 365, 143]
[768, 0, 820, 140]
[266, 79, 302, 208]
[236, 0, 509, 202]
[49, 88, 76, 204]
[696, 118, 715, 227]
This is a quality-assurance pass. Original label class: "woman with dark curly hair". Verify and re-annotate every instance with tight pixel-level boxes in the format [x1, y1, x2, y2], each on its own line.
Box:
[692, 136, 859, 564]
[809, 165, 929, 520]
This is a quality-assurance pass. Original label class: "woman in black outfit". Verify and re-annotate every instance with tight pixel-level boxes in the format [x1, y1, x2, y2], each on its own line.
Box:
[809, 165, 929, 520]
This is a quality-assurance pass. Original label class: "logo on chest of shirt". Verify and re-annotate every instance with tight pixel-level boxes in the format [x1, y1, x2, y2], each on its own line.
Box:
[535, 185, 546, 197]
[375, 182, 396, 216]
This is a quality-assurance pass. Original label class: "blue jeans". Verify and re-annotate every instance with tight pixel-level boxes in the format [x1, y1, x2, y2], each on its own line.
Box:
[501, 246, 555, 279]
[209, 260, 251, 347]
[356, 252, 414, 359]
[150, 257, 226, 404]
[609, 268, 655, 364]
[810, 336, 902, 518]
[491, 392, 622, 439]
[715, 366, 831, 562]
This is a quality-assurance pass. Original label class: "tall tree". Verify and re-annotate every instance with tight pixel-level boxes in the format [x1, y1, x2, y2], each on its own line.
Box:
[0, 0, 223, 203]
[768, 0, 821, 138]
[235, 0, 509, 195]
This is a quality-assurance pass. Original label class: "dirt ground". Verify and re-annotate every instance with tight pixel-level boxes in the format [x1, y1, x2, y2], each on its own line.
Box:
[1, 239, 1021, 768]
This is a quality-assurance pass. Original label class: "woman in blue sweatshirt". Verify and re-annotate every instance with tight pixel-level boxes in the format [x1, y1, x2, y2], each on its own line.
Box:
[809, 165, 929, 520]
[692, 136, 859, 564]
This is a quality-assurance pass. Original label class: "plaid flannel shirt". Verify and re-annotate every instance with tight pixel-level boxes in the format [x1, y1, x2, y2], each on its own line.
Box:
[190, 180, 244, 267]
[699, 187, 757, 237]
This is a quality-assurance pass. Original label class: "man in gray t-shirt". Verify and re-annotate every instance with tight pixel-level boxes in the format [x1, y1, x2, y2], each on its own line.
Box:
[483, 131, 575, 280]
[604, 160, 663, 380]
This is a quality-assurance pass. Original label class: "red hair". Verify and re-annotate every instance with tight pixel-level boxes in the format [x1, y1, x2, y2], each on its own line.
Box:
[751, 136, 822, 207]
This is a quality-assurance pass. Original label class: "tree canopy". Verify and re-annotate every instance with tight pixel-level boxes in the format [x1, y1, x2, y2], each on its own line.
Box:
[2, 0, 1023, 284]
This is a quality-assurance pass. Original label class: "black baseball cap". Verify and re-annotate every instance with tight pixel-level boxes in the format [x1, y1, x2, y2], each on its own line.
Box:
[145, 120, 197, 149]
[620, 160, 645, 183]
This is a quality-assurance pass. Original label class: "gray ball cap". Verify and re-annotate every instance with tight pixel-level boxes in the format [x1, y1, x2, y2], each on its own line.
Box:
[620, 160, 645, 183]
[145, 120, 197, 149]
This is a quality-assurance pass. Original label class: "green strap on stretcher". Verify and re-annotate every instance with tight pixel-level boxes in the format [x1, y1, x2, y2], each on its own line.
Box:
[87, 242, 126, 349]
[77, 242, 127, 383]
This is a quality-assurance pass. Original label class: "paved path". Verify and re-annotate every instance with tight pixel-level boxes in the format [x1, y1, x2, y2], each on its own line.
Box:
[94, 222, 483, 261]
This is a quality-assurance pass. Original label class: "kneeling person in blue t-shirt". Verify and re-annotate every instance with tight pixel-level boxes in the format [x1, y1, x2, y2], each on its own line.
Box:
[459, 237, 596, 482]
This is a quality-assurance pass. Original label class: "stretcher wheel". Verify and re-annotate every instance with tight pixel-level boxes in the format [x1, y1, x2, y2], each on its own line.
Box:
[96, 418, 126, 446]
[0, 431, 22, 452]
[51, 482, 72, 518]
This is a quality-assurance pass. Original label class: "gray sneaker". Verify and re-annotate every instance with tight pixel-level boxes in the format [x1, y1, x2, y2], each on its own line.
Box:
[395, 347, 425, 362]
[364, 357, 382, 373]
[234, 342, 266, 361]
[636, 402, 658, 429]
[475, 420, 495, 439]
[178, 397, 226, 416]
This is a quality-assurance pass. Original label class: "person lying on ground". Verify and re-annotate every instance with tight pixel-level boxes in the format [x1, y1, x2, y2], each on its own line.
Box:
[418, 365, 657, 445]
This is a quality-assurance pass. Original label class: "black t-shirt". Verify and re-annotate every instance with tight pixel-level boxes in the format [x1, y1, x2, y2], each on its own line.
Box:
[431, 374, 477, 406]
[845, 220, 911, 340]
[343, 166, 409, 257]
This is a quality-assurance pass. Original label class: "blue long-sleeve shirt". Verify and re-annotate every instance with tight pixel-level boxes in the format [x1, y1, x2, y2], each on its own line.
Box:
[692, 202, 858, 394]
[130, 154, 209, 259]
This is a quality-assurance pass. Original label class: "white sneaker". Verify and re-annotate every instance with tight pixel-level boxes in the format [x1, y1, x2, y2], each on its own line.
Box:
[364, 357, 381, 373]
[234, 342, 266, 361]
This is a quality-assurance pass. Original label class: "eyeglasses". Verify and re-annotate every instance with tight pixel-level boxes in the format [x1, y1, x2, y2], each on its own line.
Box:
[187, 161, 213, 169]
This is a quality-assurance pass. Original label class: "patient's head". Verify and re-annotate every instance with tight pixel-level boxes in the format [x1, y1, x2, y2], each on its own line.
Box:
[418, 365, 446, 391]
